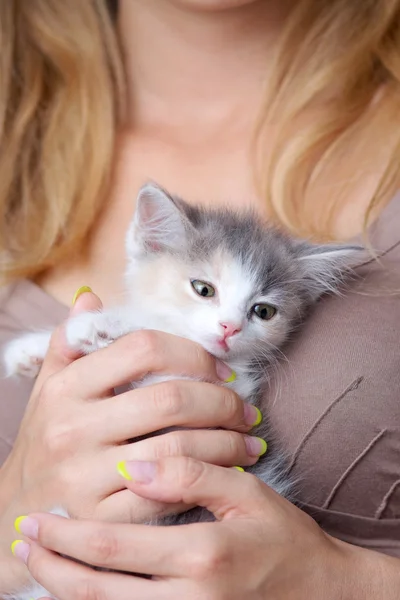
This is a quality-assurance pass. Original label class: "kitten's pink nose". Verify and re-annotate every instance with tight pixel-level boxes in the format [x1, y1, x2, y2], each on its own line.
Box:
[220, 322, 242, 339]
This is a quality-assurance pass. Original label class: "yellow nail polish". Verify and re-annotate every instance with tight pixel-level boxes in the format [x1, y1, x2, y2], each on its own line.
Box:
[233, 466, 245, 472]
[253, 407, 263, 426]
[14, 516, 28, 535]
[11, 540, 23, 556]
[257, 438, 268, 456]
[117, 461, 132, 481]
[72, 286, 92, 305]
[224, 370, 236, 384]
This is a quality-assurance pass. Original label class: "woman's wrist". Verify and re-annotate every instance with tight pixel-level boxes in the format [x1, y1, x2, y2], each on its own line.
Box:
[330, 535, 400, 599]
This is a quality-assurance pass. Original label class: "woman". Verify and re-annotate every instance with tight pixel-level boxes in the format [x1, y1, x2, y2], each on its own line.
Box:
[1, 0, 399, 597]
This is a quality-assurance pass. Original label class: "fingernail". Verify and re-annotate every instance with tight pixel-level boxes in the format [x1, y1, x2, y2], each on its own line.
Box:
[117, 460, 132, 480]
[243, 404, 263, 427]
[245, 436, 268, 457]
[14, 516, 38, 540]
[11, 540, 30, 563]
[215, 360, 236, 383]
[117, 460, 157, 483]
[233, 466, 245, 472]
[72, 286, 92, 305]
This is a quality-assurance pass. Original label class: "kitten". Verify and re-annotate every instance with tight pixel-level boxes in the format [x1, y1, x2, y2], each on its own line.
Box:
[4, 183, 362, 600]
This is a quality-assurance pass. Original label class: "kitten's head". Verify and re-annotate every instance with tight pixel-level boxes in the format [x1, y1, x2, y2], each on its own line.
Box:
[125, 183, 362, 362]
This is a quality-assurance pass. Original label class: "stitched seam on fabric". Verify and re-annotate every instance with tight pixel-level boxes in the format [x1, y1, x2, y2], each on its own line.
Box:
[322, 429, 387, 510]
[287, 376, 364, 473]
[375, 478, 400, 519]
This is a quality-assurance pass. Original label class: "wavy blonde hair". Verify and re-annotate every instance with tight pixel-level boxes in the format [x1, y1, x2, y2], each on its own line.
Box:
[0, 0, 124, 282]
[1, 0, 400, 282]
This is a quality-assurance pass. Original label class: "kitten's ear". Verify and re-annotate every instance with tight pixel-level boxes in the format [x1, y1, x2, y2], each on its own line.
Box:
[126, 182, 193, 257]
[295, 242, 365, 299]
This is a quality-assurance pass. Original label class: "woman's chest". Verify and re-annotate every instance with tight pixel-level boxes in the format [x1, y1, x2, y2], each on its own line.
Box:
[265, 258, 400, 549]
[37, 127, 393, 307]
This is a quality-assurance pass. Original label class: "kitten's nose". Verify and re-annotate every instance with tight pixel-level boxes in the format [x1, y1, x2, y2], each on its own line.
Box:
[220, 322, 242, 339]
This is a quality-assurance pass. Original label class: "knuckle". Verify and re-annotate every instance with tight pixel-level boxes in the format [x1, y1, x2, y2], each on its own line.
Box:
[86, 526, 120, 565]
[224, 430, 243, 459]
[176, 456, 207, 490]
[42, 421, 79, 457]
[153, 430, 185, 458]
[75, 575, 106, 600]
[40, 373, 66, 404]
[188, 532, 231, 580]
[245, 472, 266, 497]
[130, 329, 160, 359]
[220, 388, 241, 422]
[153, 380, 183, 417]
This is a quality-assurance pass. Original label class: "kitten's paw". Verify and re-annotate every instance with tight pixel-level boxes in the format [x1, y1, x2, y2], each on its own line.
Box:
[3, 333, 50, 378]
[65, 311, 118, 353]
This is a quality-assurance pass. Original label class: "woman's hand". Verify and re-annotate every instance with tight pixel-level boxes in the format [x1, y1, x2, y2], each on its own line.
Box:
[13, 457, 400, 600]
[0, 290, 263, 593]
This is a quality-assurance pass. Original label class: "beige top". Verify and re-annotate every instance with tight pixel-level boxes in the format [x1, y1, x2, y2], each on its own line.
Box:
[1, 196, 400, 557]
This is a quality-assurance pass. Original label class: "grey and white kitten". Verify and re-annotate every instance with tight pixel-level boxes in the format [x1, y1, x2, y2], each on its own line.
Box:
[4, 183, 361, 600]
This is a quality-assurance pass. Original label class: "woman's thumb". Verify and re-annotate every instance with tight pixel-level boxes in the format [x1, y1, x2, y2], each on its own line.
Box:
[117, 457, 266, 520]
[34, 288, 103, 388]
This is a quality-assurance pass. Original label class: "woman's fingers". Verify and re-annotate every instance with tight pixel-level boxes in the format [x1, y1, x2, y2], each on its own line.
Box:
[23, 542, 167, 600]
[121, 429, 264, 467]
[96, 380, 260, 442]
[96, 429, 265, 501]
[19, 513, 211, 577]
[34, 290, 103, 390]
[68, 329, 234, 399]
[119, 457, 271, 519]
[16, 460, 270, 583]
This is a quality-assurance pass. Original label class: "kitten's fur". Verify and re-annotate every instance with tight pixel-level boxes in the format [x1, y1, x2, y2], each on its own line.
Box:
[4, 183, 362, 600]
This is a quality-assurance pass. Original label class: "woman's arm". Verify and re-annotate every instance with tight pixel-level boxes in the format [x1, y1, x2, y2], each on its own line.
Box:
[12, 457, 400, 600]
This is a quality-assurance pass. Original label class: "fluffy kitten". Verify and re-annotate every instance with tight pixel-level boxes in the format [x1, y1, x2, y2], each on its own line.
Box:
[4, 183, 362, 600]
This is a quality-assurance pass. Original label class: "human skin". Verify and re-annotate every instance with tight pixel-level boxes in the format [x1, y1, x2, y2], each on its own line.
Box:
[36, 0, 390, 305]
[0, 291, 263, 594]
[12, 457, 400, 599]
[3, 0, 400, 596]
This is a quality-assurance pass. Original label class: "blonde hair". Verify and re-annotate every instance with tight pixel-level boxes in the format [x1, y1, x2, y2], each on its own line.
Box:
[0, 0, 124, 282]
[1, 0, 400, 282]
[256, 0, 400, 240]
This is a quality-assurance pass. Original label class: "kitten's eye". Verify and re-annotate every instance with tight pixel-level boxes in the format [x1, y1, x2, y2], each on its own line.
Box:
[191, 280, 216, 298]
[252, 303, 276, 320]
